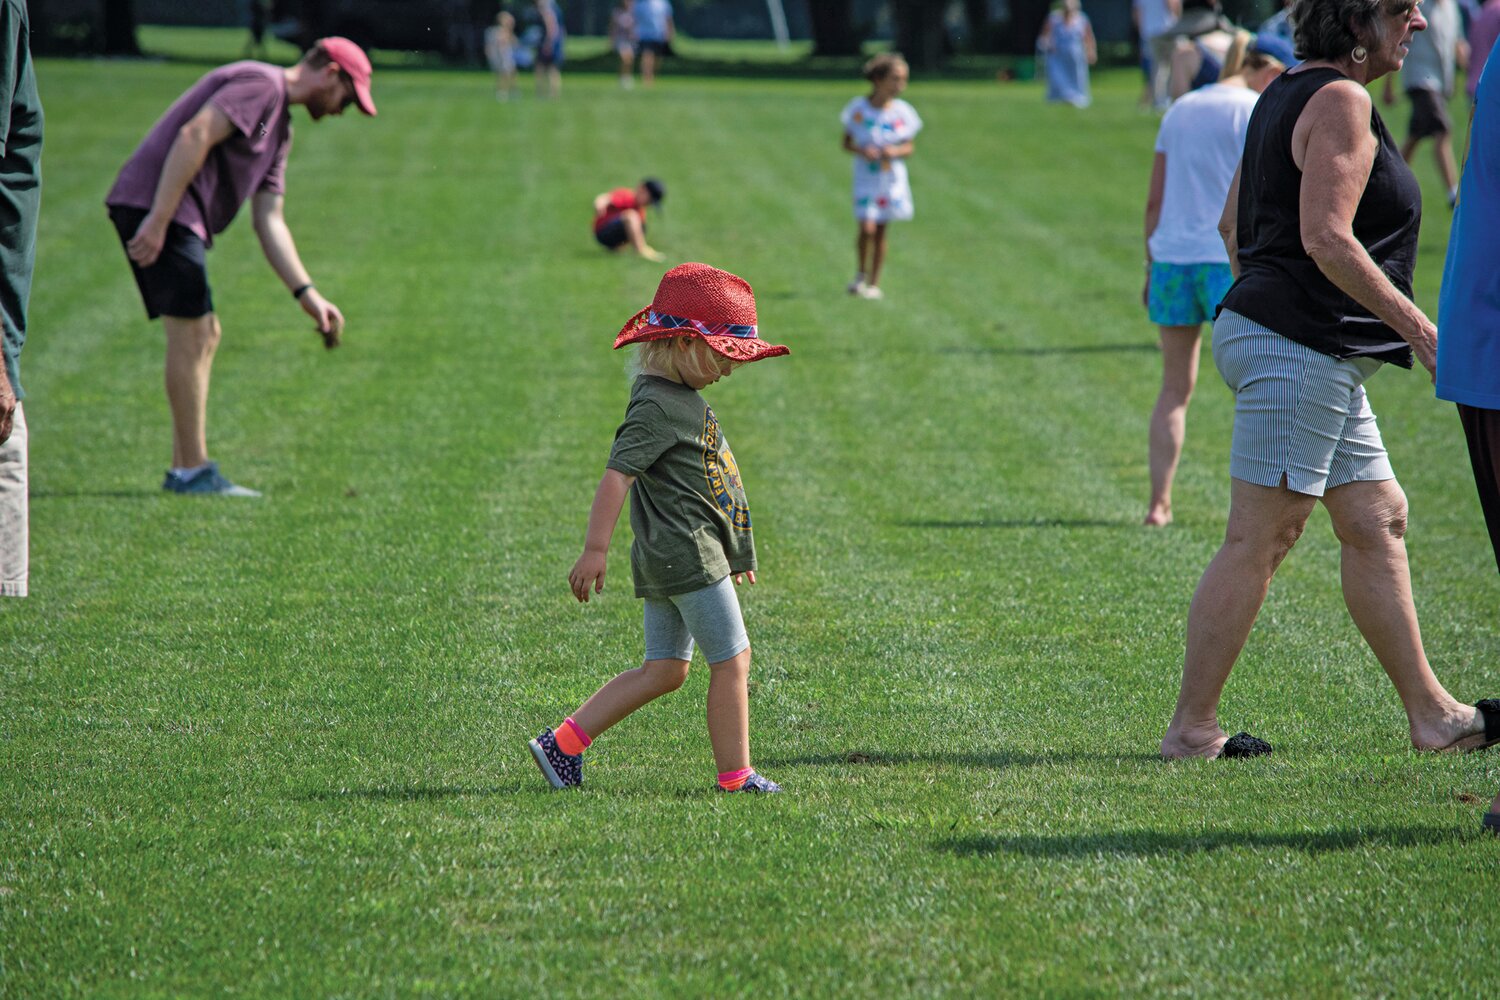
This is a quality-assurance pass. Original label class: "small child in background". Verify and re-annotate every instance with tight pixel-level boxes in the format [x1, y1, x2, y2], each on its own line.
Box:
[593, 177, 667, 261]
[484, 11, 518, 101]
[840, 53, 922, 300]
[529, 263, 790, 794]
[610, 0, 637, 89]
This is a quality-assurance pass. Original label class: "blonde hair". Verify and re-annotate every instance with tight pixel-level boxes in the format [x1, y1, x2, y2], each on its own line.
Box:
[630, 336, 728, 384]
[1219, 29, 1286, 80]
[863, 52, 909, 84]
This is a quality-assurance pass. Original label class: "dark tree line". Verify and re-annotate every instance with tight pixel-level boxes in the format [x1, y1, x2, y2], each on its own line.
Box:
[810, 0, 1054, 67]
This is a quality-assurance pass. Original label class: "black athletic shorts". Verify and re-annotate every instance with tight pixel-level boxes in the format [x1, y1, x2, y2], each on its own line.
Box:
[1407, 88, 1452, 141]
[109, 205, 214, 319]
[595, 217, 636, 249]
[638, 39, 669, 57]
[1459, 403, 1500, 576]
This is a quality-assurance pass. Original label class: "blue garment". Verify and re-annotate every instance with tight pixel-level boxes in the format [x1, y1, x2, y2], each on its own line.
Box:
[633, 0, 673, 42]
[1042, 11, 1091, 108]
[1437, 59, 1500, 407]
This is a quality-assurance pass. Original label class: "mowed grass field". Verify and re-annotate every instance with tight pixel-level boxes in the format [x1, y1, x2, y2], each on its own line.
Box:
[3, 29, 1497, 997]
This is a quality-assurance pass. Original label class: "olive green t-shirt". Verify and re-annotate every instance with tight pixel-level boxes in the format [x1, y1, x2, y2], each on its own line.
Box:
[0, 0, 42, 401]
[606, 375, 756, 598]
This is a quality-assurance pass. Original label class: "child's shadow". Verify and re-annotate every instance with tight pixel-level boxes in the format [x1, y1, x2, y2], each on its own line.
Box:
[757, 749, 1160, 769]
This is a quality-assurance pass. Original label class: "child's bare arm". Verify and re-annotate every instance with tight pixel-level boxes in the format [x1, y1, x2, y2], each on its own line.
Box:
[569, 468, 635, 603]
[880, 140, 914, 159]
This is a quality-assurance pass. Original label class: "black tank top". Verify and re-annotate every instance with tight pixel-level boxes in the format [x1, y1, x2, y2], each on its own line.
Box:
[1218, 67, 1420, 368]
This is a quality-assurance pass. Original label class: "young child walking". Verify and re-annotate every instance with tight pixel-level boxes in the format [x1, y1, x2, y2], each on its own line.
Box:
[529, 263, 790, 793]
[840, 53, 922, 300]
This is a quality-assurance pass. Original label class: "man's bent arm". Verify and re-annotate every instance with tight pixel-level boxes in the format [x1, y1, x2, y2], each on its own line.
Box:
[128, 104, 236, 266]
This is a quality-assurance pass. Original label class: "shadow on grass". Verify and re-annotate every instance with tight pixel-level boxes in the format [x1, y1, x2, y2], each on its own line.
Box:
[937, 343, 1159, 357]
[936, 825, 1465, 858]
[895, 517, 1124, 529]
[758, 749, 1160, 769]
[31, 489, 160, 500]
[297, 785, 514, 801]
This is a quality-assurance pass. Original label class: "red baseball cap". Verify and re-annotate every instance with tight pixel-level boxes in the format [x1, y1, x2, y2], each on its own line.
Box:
[317, 37, 376, 116]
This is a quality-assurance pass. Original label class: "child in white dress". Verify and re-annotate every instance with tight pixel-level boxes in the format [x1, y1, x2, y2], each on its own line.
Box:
[840, 53, 922, 300]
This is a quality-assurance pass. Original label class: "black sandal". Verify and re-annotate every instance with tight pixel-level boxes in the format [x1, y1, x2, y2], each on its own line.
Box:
[1218, 732, 1273, 759]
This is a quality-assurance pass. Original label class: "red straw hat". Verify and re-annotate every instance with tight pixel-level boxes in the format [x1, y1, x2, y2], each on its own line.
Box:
[614, 262, 790, 363]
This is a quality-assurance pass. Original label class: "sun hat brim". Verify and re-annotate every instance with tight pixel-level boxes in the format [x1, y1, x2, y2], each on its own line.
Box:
[613, 307, 790, 363]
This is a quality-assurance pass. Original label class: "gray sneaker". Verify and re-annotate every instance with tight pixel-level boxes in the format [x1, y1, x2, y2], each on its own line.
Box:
[162, 462, 262, 497]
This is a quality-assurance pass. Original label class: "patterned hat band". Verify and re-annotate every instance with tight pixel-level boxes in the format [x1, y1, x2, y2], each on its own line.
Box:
[647, 310, 758, 340]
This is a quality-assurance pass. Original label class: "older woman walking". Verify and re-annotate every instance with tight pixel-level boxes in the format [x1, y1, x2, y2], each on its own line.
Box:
[1160, 0, 1500, 758]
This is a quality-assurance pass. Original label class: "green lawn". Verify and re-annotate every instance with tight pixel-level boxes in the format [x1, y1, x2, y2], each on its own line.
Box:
[2, 31, 1496, 998]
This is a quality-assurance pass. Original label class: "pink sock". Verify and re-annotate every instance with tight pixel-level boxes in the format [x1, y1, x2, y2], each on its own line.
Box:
[554, 717, 591, 756]
[718, 767, 754, 791]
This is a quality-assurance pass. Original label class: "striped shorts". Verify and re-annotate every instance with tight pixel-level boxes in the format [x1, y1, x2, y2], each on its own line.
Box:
[1213, 309, 1394, 497]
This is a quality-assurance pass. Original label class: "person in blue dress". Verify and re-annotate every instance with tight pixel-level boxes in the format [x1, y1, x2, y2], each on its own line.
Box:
[1038, 0, 1098, 108]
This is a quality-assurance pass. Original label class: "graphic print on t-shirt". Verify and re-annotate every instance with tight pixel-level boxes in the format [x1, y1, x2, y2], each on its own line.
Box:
[702, 406, 750, 531]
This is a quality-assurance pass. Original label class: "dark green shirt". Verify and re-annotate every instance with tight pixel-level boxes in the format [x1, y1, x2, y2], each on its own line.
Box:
[606, 375, 756, 598]
[0, 0, 42, 400]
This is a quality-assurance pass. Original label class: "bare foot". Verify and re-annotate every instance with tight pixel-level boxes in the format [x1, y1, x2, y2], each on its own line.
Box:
[1160, 723, 1229, 759]
[1411, 701, 1497, 752]
[1143, 506, 1172, 527]
[639, 246, 666, 262]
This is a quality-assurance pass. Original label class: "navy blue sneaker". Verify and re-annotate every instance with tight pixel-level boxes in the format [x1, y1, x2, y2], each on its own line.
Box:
[528, 728, 582, 789]
[719, 772, 782, 793]
[162, 462, 261, 497]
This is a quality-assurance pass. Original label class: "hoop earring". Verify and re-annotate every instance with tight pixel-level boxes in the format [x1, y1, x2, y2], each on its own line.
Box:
[1352, 45, 1368, 63]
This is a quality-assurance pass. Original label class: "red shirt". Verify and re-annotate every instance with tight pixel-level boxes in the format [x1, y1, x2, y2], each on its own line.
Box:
[594, 187, 645, 233]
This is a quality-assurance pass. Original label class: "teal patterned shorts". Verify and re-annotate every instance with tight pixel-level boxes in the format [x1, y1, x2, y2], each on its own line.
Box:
[1147, 261, 1234, 327]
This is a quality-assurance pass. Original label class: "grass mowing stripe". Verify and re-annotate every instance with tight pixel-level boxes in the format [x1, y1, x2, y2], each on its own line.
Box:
[3, 36, 1496, 997]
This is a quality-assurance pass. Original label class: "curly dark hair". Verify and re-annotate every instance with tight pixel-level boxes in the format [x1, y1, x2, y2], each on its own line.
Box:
[1290, 0, 1408, 61]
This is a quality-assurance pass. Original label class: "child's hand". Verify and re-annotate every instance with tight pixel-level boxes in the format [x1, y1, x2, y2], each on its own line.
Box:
[862, 144, 881, 161]
[569, 550, 608, 602]
[732, 570, 756, 586]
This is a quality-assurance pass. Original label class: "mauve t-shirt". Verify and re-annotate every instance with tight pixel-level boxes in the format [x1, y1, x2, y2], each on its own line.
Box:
[106, 61, 291, 247]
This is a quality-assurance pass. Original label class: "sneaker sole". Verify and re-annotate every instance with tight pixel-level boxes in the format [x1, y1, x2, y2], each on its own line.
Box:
[528, 738, 568, 789]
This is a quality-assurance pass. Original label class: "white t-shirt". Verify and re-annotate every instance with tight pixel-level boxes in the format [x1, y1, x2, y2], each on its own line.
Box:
[1402, 0, 1460, 94]
[1134, 0, 1177, 40]
[840, 96, 923, 222]
[1149, 83, 1260, 264]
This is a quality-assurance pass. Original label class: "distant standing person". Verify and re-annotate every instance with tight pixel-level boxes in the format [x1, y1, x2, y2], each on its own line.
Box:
[0, 0, 42, 598]
[594, 178, 666, 261]
[1469, 0, 1500, 99]
[485, 11, 518, 101]
[1142, 33, 1284, 527]
[533, 0, 565, 99]
[1134, 0, 1181, 110]
[610, 0, 637, 89]
[1385, 0, 1467, 205]
[243, 0, 271, 59]
[632, 0, 674, 87]
[105, 38, 376, 497]
[840, 53, 922, 300]
[1038, 0, 1098, 108]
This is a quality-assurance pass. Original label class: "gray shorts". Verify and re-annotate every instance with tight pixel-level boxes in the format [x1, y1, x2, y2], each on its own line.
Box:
[1, 402, 28, 597]
[642, 575, 749, 664]
[1214, 309, 1394, 496]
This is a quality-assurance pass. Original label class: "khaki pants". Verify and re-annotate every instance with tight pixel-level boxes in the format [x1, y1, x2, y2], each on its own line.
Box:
[1, 401, 28, 597]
